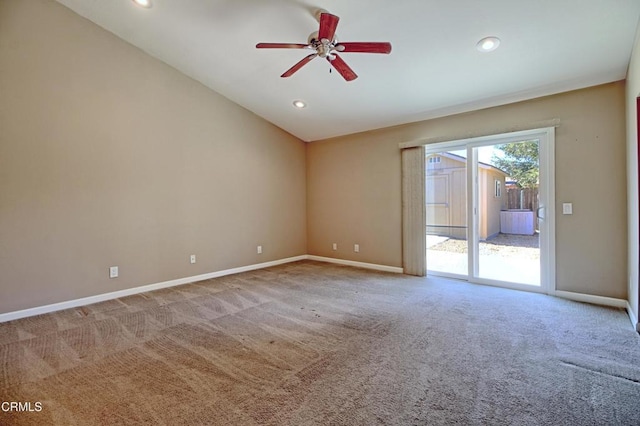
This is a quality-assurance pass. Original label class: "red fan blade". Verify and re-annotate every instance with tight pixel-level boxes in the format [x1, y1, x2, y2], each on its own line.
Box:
[318, 13, 339, 41]
[337, 42, 392, 54]
[256, 43, 309, 49]
[281, 53, 318, 77]
[327, 54, 357, 81]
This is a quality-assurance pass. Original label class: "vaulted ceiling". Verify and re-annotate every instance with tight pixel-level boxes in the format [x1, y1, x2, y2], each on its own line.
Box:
[56, 0, 640, 141]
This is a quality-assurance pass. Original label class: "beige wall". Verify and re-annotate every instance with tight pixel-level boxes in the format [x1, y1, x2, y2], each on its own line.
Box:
[626, 25, 640, 327]
[308, 82, 627, 299]
[307, 134, 403, 267]
[0, 0, 307, 314]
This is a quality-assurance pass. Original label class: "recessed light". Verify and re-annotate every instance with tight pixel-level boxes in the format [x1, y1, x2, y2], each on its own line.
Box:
[477, 36, 500, 52]
[293, 100, 306, 109]
[133, 0, 152, 8]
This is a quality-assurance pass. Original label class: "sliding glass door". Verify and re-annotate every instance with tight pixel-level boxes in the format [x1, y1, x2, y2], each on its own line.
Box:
[426, 150, 468, 276]
[425, 128, 555, 293]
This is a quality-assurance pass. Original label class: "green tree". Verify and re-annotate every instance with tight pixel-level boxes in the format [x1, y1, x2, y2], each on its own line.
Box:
[492, 140, 539, 188]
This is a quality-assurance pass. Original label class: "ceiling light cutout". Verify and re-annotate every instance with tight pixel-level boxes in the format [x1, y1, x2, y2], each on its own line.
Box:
[477, 36, 500, 52]
[293, 100, 307, 109]
[133, 0, 152, 8]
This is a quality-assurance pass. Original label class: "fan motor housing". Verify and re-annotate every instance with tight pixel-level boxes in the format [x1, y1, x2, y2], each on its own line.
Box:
[308, 31, 339, 58]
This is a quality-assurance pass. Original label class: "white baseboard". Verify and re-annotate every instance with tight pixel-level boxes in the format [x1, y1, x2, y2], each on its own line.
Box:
[627, 302, 640, 332]
[0, 255, 307, 323]
[2, 256, 634, 330]
[554, 290, 627, 309]
[306, 255, 404, 274]
[555, 291, 640, 331]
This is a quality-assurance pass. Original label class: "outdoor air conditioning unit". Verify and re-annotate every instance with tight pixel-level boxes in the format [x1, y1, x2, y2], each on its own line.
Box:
[500, 209, 535, 235]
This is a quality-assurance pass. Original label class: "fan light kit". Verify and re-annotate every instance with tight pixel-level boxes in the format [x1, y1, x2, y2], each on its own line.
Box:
[257, 11, 392, 81]
[477, 36, 500, 52]
[133, 0, 152, 8]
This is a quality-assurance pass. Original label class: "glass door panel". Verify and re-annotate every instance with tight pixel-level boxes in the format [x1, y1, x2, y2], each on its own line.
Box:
[426, 151, 468, 276]
[474, 142, 540, 286]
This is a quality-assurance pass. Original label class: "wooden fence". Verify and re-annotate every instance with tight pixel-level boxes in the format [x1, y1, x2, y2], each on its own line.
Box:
[506, 187, 539, 230]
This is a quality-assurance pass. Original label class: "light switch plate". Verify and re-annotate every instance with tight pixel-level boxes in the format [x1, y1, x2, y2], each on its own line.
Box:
[562, 203, 573, 215]
[109, 266, 118, 278]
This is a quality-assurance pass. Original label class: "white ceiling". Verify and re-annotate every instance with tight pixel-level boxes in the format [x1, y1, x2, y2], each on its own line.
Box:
[56, 0, 640, 142]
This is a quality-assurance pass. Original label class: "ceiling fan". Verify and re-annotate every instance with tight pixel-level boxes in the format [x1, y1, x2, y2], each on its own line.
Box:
[256, 10, 392, 81]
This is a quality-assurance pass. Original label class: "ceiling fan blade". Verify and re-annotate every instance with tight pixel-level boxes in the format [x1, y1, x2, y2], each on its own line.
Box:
[318, 13, 339, 41]
[281, 53, 318, 77]
[327, 54, 357, 81]
[256, 43, 310, 49]
[337, 42, 392, 54]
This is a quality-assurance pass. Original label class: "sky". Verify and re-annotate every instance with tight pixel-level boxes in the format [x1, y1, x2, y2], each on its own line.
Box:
[449, 147, 503, 166]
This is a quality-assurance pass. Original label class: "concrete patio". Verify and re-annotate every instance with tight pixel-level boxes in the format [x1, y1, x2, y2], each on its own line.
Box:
[426, 234, 540, 285]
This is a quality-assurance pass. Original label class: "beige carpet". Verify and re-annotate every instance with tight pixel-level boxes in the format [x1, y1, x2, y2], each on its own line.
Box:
[1, 260, 639, 425]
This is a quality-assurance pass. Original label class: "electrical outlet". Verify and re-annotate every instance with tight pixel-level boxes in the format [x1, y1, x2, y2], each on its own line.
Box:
[109, 266, 118, 279]
[332, 243, 337, 251]
[190, 254, 196, 264]
[257, 245, 262, 254]
[354, 244, 360, 253]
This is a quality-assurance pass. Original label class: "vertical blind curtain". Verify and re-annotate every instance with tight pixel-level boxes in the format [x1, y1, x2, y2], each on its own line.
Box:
[401, 146, 426, 276]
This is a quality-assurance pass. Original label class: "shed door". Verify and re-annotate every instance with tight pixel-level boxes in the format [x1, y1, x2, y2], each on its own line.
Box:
[426, 175, 450, 235]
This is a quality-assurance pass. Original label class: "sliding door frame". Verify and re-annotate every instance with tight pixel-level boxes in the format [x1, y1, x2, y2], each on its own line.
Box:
[425, 127, 556, 294]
